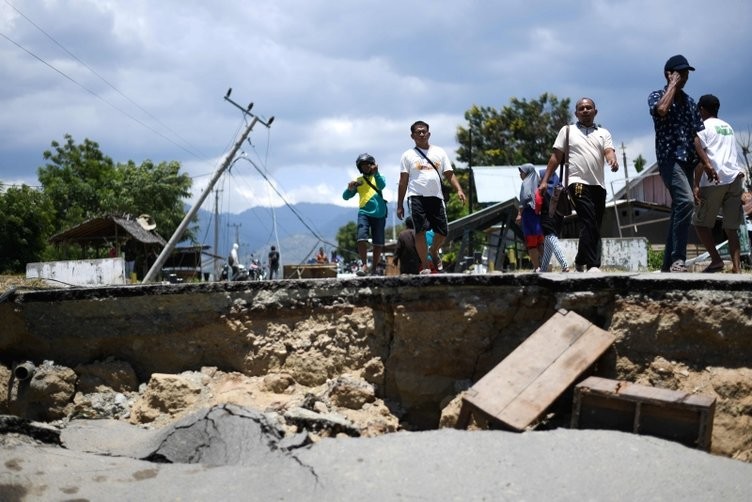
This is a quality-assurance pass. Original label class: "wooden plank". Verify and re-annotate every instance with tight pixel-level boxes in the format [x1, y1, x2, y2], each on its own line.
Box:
[461, 310, 615, 431]
[494, 325, 615, 430]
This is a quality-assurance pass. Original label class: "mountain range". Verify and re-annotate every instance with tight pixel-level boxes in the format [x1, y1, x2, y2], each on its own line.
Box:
[191, 203, 357, 267]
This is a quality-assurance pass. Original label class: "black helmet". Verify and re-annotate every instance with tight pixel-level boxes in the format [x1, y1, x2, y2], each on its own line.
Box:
[356, 153, 376, 168]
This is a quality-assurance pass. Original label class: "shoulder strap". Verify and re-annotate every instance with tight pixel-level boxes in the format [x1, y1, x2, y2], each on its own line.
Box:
[414, 147, 443, 181]
[558, 125, 570, 186]
[361, 174, 383, 198]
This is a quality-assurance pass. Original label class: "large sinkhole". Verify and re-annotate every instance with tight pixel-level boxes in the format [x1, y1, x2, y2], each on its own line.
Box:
[2, 274, 751, 463]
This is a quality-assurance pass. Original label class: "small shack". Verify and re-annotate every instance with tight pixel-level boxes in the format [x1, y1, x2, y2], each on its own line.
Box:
[49, 214, 167, 279]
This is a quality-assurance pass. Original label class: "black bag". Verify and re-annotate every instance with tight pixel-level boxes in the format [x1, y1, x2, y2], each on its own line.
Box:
[414, 147, 453, 201]
[549, 125, 573, 218]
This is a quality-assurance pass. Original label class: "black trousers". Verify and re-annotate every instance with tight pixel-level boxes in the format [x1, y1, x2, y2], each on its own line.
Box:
[568, 183, 606, 269]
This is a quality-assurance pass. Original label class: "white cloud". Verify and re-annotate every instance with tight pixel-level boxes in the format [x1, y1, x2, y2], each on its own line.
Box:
[2, 0, 751, 215]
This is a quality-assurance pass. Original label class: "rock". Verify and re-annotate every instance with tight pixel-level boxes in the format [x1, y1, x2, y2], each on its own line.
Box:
[326, 375, 375, 409]
[261, 372, 295, 393]
[284, 407, 360, 438]
[6, 362, 76, 421]
[129, 373, 205, 424]
[75, 358, 139, 393]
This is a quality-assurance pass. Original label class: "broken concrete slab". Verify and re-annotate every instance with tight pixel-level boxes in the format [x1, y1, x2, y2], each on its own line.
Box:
[2, 426, 750, 501]
[62, 404, 309, 468]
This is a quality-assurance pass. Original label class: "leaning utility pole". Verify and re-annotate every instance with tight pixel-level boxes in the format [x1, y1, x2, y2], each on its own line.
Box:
[142, 89, 273, 283]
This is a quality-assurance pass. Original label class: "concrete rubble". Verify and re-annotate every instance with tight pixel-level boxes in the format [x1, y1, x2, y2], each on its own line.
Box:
[1, 405, 751, 501]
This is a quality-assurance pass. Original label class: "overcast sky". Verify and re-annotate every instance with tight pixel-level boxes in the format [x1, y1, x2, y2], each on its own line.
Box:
[2, 0, 750, 215]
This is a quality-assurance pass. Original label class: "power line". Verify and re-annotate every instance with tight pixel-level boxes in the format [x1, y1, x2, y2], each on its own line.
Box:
[1, 31, 205, 160]
[3, 0, 205, 160]
[235, 155, 342, 254]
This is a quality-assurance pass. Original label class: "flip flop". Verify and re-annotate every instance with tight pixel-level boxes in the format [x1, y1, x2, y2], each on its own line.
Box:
[702, 263, 724, 273]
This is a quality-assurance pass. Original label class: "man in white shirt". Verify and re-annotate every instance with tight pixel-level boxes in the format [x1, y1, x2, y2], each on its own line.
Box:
[397, 121, 466, 274]
[538, 98, 619, 272]
[692, 94, 746, 273]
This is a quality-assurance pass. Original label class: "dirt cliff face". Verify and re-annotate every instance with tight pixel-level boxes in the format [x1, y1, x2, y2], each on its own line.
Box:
[1, 273, 750, 461]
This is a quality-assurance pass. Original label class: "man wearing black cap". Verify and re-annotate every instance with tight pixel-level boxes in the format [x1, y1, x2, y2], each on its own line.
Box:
[692, 94, 745, 273]
[343, 153, 387, 276]
[648, 54, 714, 272]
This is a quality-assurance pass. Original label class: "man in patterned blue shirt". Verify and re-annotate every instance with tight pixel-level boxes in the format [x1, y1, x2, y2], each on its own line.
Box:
[648, 54, 713, 272]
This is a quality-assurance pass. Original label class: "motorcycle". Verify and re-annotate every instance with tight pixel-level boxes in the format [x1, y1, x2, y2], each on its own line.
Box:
[220, 262, 249, 281]
[248, 258, 266, 281]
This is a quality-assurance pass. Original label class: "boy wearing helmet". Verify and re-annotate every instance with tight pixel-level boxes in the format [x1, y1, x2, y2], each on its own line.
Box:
[343, 153, 388, 275]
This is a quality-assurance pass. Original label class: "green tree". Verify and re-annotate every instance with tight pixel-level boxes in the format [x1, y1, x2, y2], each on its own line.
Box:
[446, 167, 471, 222]
[633, 154, 647, 173]
[335, 221, 358, 261]
[112, 159, 193, 239]
[37, 135, 194, 244]
[38, 134, 118, 229]
[0, 184, 55, 273]
[456, 93, 571, 167]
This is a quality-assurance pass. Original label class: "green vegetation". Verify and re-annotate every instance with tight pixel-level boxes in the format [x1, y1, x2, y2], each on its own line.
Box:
[0, 134, 192, 273]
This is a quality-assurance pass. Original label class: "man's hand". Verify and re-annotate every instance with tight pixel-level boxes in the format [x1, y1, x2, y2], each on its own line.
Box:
[457, 189, 466, 204]
[668, 71, 681, 87]
[703, 163, 719, 184]
[396, 206, 404, 220]
[693, 186, 702, 206]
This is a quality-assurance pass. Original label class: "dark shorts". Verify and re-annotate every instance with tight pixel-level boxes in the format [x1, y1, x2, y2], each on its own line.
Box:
[409, 196, 448, 236]
[357, 213, 386, 246]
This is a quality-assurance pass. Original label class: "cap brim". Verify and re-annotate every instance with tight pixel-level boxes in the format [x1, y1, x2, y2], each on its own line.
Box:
[670, 64, 695, 71]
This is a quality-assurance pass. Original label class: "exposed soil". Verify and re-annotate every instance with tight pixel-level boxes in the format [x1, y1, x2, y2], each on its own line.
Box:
[2, 275, 750, 463]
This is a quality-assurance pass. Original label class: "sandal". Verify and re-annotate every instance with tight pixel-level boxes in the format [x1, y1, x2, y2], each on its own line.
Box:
[702, 262, 724, 273]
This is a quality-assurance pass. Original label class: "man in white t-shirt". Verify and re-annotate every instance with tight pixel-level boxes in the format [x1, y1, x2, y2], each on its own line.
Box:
[692, 94, 746, 273]
[538, 98, 619, 272]
[397, 120, 466, 274]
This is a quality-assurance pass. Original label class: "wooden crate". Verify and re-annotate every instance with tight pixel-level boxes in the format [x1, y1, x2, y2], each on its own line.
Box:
[571, 376, 716, 450]
[282, 264, 337, 279]
[457, 309, 615, 431]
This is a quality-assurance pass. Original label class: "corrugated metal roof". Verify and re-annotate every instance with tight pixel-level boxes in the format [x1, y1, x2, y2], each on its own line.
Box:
[49, 215, 166, 246]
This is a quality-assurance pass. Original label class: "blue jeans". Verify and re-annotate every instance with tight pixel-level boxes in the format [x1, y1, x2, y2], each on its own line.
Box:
[658, 160, 694, 270]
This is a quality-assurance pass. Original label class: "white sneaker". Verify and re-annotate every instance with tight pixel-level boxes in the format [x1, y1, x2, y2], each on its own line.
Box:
[669, 260, 688, 272]
[586, 267, 601, 273]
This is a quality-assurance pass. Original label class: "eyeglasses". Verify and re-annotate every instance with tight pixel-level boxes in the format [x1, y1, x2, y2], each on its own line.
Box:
[412, 129, 429, 136]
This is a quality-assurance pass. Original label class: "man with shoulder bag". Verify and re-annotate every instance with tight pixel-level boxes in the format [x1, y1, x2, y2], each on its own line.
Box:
[538, 97, 619, 273]
[343, 153, 388, 276]
[397, 120, 466, 274]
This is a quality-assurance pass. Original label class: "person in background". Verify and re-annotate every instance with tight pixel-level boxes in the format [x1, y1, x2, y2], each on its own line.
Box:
[516, 164, 544, 271]
[692, 94, 744, 273]
[268, 245, 280, 279]
[228, 242, 240, 280]
[343, 153, 388, 276]
[397, 120, 466, 274]
[539, 97, 618, 273]
[315, 246, 328, 264]
[538, 169, 570, 272]
[394, 216, 421, 274]
[648, 54, 713, 272]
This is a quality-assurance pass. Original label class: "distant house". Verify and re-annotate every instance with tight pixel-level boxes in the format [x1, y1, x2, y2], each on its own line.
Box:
[49, 214, 167, 279]
[606, 163, 751, 257]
